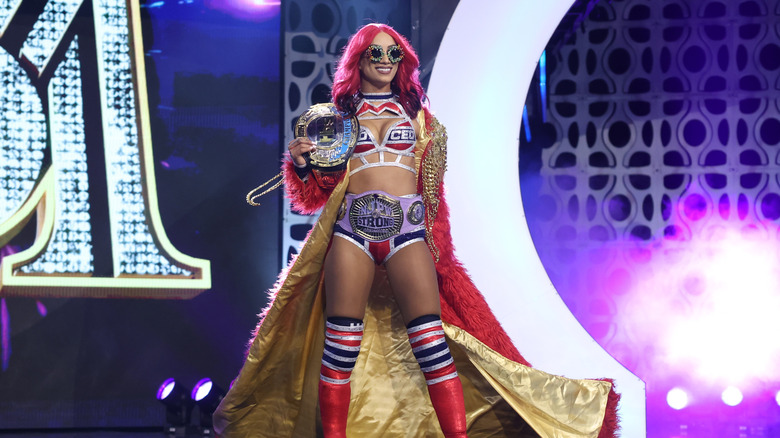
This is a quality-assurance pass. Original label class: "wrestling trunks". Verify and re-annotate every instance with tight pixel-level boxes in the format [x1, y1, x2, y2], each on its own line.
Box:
[334, 190, 426, 264]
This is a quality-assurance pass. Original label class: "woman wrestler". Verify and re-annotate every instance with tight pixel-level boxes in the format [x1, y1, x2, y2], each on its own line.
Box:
[287, 24, 468, 438]
[213, 22, 619, 438]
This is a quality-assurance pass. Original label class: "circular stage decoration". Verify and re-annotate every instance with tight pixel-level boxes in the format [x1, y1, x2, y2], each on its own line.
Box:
[428, 1, 646, 436]
[513, 0, 780, 435]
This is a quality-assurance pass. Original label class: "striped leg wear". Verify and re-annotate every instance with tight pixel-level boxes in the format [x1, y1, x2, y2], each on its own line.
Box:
[319, 316, 363, 438]
[407, 314, 468, 438]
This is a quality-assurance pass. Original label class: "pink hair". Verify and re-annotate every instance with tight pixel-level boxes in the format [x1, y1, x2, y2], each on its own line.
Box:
[332, 23, 427, 117]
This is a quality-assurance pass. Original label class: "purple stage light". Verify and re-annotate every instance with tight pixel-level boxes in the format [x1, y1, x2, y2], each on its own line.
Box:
[157, 378, 176, 401]
[1, 298, 9, 371]
[35, 300, 47, 317]
[667, 388, 689, 410]
[191, 378, 213, 402]
[191, 377, 225, 428]
[721, 386, 743, 407]
[156, 378, 193, 430]
[614, 222, 780, 393]
[204, 0, 279, 22]
[776, 390, 780, 406]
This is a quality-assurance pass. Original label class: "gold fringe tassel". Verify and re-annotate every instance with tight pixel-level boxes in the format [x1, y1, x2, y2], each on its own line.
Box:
[246, 171, 284, 206]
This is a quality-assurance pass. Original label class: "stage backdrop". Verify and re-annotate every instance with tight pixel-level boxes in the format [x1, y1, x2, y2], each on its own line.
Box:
[0, 0, 454, 431]
[520, 0, 780, 436]
[0, 0, 281, 428]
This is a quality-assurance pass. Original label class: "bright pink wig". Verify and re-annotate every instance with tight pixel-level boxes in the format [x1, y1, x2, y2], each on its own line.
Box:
[332, 23, 427, 117]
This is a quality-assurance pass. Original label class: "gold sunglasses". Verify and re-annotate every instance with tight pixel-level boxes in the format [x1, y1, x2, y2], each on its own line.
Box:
[365, 44, 404, 64]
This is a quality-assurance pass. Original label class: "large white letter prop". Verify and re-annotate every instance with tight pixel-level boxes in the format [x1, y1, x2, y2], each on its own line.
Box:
[0, 0, 211, 298]
[428, 0, 646, 435]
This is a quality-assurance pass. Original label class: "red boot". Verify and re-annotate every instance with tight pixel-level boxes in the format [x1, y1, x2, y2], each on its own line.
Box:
[319, 317, 363, 438]
[407, 315, 468, 438]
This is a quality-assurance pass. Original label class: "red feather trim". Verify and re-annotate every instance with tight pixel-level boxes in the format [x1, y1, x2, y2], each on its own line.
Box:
[431, 188, 531, 367]
[282, 157, 336, 214]
[597, 378, 621, 438]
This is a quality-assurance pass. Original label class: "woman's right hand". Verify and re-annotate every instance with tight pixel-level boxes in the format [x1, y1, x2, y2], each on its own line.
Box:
[288, 137, 317, 167]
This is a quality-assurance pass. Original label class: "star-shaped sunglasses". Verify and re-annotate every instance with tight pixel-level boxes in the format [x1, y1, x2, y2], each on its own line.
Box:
[365, 44, 404, 64]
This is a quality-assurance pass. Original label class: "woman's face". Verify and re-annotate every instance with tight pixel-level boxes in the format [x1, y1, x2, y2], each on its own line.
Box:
[358, 32, 400, 93]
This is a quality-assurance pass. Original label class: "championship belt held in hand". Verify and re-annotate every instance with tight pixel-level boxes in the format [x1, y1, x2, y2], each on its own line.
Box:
[295, 103, 359, 187]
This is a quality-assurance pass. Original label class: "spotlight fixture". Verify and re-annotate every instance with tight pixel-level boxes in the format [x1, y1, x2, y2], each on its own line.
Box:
[157, 378, 194, 435]
[721, 386, 743, 407]
[191, 378, 226, 432]
[666, 387, 689, 410]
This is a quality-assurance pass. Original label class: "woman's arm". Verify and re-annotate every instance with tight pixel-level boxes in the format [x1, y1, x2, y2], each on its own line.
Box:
[282, 155, 343, 214]
[282, 135, 346, 213]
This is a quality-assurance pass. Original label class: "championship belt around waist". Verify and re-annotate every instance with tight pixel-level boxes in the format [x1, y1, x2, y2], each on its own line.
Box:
[294, 103, 359, 178]
[340, 191, 425, 241]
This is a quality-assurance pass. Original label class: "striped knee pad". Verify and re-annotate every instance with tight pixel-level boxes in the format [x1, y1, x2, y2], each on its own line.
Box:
[319, 317, 363, 437]
[407, 314, 467, 437]
[320, 316, 364, 384]
[407, 314, 458, 385]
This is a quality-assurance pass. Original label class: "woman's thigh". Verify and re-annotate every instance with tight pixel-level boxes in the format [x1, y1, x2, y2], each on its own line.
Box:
[323, 236, 376, 319]
[384, 241, 441, 325]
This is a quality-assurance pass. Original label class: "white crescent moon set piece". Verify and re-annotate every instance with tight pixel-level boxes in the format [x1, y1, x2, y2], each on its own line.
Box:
[428, 1, 647, 436]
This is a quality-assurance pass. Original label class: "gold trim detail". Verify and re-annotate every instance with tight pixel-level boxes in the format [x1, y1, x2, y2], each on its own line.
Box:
[421, 116, 447, 262]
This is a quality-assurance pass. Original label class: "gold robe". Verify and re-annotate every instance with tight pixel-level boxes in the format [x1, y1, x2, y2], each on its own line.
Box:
[213, 112, 617, 437]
